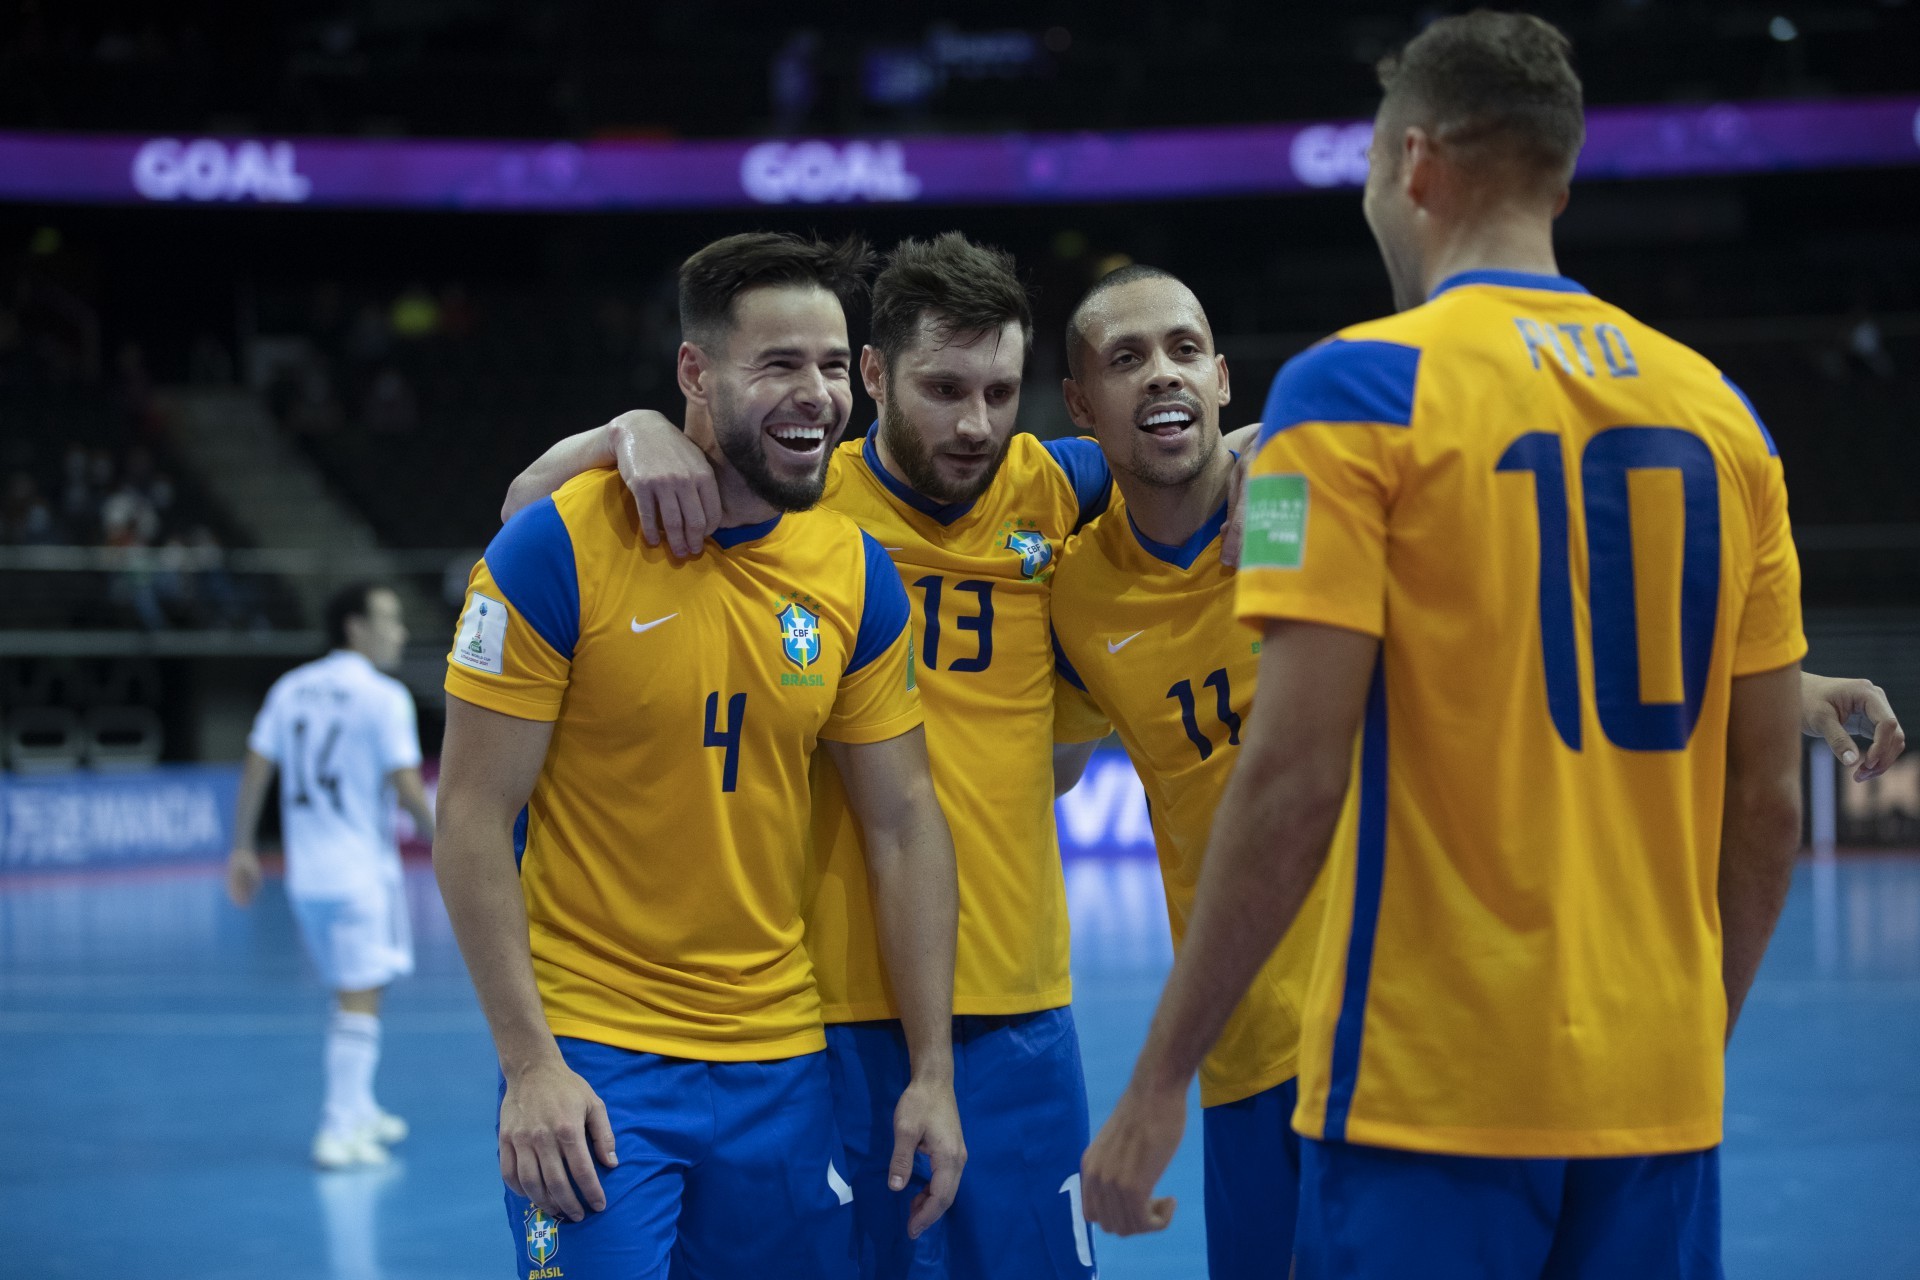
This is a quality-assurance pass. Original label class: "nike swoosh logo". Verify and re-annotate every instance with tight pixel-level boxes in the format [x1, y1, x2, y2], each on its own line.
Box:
[1107, 630, 1146, 654]
[630, 614, 678, 634]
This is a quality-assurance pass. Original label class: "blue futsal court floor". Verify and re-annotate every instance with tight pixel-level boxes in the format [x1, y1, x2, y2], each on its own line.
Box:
[4, 854, 1918, 1279]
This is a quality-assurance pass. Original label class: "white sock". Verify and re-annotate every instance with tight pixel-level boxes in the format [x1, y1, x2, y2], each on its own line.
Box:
[322, 1010, 381, 1137]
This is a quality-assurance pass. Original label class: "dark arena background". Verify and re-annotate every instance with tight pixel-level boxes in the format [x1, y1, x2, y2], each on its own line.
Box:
[2, 4, 1916, 1277]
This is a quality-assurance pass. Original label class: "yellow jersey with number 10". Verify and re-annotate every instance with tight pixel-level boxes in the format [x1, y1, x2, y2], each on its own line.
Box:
[445, 471, 920, 1062]
[1050, 489, 1327, 1108]
[1237, 270, 1805, 1158]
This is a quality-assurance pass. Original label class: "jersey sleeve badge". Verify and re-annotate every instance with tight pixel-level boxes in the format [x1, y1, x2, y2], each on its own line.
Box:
[451, 591, 507, 674]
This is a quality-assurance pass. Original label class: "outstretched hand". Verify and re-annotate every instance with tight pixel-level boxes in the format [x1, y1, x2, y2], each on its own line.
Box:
[1801, 672, 1906, 782]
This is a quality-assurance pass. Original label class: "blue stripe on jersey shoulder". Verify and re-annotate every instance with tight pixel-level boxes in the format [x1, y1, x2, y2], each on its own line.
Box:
[1041, 435, 1114, 531]
[1258, 339, 1421, 446]
[1051, 626, 1088, 692]
[1720, 375, 1779, 457]
[847, 531, 911, 676]
[483, 496, 580, 660]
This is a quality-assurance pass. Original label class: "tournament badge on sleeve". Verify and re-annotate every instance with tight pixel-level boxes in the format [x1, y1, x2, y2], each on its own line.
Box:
[524, 1204, 561, 1275]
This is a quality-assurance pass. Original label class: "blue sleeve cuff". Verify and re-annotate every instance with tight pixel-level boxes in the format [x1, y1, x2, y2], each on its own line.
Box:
[483, 497, 581, 659]
[1042, 436, 1114, 531]
[848, 532, 910, 676]
[1052, 627, 1089, 692]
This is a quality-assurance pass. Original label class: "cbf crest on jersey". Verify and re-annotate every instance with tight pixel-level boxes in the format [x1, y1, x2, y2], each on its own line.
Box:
[1003, 522, 1054, 580]
[777, 596, 823, 669]
[524, 1204, 559, 1268]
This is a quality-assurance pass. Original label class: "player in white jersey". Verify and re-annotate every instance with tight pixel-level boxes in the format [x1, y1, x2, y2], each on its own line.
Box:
[228, 582, 436, 1169]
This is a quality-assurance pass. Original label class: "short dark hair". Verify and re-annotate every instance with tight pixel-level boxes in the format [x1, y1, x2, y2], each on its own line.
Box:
[325, 580, 386, 649]
[869, 232, 1033, 369]
[1064, 263, 1183, 380]
[678, 232, 876, 351]
[1376, 10, 1585, 185]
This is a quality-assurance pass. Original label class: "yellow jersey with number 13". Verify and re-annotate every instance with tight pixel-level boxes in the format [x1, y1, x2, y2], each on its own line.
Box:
[445, 471, 920, 1063]
[1237, 270, 1805, 1158]
[806, 427, 1111, 1021]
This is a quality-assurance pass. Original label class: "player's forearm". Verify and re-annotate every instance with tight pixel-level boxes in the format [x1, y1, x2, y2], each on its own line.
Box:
[865, 800, 959, 1082]
[502, 423, 617, 523]
[391, 769, 436, 846]
[433, 807, 562, 1076]
[1132, 755, 1344, 1097]
[1717, 771, 1801, 1038]
[230, 751, 274, 851]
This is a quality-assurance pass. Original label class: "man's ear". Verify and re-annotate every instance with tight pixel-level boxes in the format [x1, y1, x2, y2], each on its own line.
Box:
[860, 346, 888, 405]
[677, 341, 709, 405]
[1402, 126, 1436, 209]
[1214, 353, 1232, 409]
[1061, 376, 1097, 433]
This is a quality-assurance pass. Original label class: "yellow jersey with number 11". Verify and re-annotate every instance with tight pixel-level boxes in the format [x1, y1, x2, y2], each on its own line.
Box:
[1237, 270, 1805, 1158]
[1050, 488, 1327, 1108]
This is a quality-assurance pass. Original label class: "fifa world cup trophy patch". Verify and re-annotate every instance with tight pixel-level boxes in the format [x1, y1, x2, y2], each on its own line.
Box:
[1242, 474, 1309, 569]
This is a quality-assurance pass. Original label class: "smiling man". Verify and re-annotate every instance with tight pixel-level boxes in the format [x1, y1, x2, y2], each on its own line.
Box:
[433, 232, 965, 1280]
[505, 232, 1121, 1280]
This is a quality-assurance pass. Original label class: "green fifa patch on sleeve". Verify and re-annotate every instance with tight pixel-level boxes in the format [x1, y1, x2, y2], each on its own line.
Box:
[1242, 473, 1309, 569]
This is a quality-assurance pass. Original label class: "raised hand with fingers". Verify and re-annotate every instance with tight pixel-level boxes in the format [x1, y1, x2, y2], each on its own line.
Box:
[608, 410, 722, 559]
[1800, 672, 1907, 782]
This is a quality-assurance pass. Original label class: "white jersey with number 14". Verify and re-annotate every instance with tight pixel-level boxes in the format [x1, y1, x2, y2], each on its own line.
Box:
[247, 649, 422, 900]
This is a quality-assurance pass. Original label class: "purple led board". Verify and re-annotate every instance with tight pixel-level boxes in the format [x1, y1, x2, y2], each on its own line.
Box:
[0, 96, 1914, 212]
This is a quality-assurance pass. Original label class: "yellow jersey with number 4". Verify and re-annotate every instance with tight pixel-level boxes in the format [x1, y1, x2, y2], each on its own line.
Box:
[806, 426, 1111, 1021]
[445, 471, 919, 1062]
[1050, 489, 1327, 1108]
[1237, 270, 1805, 1158]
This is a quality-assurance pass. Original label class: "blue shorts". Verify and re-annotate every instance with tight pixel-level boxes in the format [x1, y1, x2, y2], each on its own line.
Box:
[1203, 1077, 1301, 1279]
[1295, 1137, 1722, 1280]
[499, 1038, 855, 1280]
[826, 1007, 1095, 1280]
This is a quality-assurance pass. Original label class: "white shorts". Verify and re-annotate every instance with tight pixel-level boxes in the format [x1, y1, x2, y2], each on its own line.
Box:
[290, 874, 414, 993]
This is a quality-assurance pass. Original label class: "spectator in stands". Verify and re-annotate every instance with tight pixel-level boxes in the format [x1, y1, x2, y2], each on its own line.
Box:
[59, 443, 98, 541]
[1, 471, 57, 544]
[100, 473, 160, 547]
[362, 367, 418, 434]
[116, 341, 161, 437]
[389, 283, 440, 340]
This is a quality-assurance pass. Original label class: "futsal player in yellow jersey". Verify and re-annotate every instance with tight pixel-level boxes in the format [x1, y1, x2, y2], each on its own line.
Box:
[434, 233, 964, 1280]
[1084, 15, 1811, 1277]
[505, 234, 1121, 1280]
[1047, 264, 1326, 1279]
